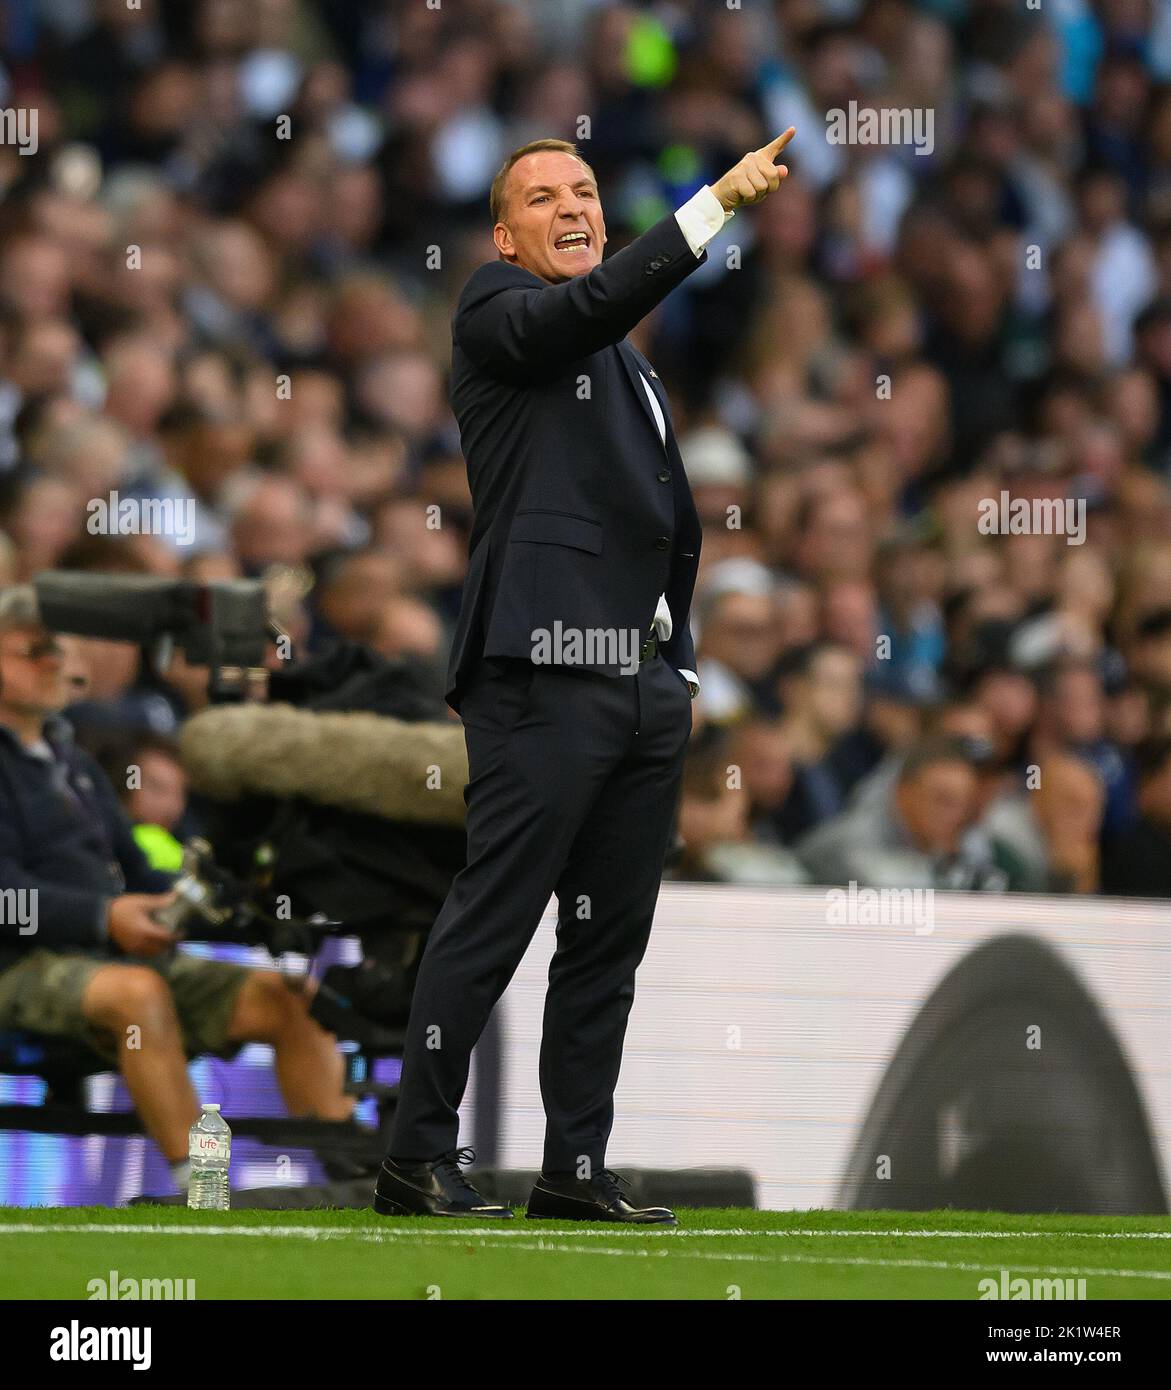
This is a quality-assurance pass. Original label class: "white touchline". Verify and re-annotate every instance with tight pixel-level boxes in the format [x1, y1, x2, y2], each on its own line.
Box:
[1, 1223, 1169, 1240]
[1, 1224, 1168, 1280]
[511, 1246, 1171, 1280]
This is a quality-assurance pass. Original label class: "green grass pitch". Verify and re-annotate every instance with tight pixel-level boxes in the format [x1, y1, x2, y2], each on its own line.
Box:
[2, 1206, 1170, 1299]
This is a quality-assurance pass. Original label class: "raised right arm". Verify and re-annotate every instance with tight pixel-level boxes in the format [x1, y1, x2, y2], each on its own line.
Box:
[454, 211, 704, 383]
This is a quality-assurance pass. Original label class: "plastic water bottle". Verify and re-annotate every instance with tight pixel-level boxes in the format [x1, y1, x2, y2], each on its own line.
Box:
[187, 1103, 231, 1210]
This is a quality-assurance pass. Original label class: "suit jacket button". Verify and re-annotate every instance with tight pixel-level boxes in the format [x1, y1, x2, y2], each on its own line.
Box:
[655, 535, 670, 550]
[657, 469, 670, 483]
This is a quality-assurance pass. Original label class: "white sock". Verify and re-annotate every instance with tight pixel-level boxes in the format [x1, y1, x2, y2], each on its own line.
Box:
[170, 1160, 191, 1191]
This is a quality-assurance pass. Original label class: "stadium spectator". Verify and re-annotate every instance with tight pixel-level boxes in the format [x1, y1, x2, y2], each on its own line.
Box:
[100, 733, 191, 873]
[772, 640, 882, 841]
[1103, 736, 1171, 896]
[672, 729, 807, 885]
[1028, 658, 1134, 834]
[1030, 753, 1107, 894]
[798, 735, 1004, 890]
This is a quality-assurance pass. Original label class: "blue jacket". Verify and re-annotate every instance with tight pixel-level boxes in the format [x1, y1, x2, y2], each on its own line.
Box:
[0, 715, 173, 973]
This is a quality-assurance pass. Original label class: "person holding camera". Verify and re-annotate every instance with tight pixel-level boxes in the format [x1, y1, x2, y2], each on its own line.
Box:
[0, 585, 353, 1191]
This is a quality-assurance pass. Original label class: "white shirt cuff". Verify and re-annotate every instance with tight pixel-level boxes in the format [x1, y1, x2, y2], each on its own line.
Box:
[678, 668, 700, 697]
[654, 595, 699, 694]
[674, 185, 734, 258]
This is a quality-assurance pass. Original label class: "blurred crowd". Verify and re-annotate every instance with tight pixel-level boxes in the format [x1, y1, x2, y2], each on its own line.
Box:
[1, 0, 1170, 895]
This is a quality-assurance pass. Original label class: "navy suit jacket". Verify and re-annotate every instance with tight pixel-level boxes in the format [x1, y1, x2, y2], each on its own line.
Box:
[445, 211, 705, 711]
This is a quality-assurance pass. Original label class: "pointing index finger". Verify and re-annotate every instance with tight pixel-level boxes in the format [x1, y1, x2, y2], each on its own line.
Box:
[757, 126, 796, 161]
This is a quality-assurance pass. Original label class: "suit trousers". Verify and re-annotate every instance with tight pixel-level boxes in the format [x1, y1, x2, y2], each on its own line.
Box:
[387, 652, 692, 1171]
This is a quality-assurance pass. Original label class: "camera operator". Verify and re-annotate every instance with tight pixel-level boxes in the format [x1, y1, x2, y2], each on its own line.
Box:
[0, 585, 353, 1192]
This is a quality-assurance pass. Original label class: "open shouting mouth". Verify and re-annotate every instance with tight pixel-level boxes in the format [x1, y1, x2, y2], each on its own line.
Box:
[554, 229, 592, 256]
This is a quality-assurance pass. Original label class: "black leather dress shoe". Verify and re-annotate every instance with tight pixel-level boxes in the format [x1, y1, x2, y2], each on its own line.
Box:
[526, 1169, 677, 1224]
[373, 1146, 513, 1218]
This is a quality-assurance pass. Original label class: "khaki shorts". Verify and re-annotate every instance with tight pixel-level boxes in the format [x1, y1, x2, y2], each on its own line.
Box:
[0, 949, 250, 1062]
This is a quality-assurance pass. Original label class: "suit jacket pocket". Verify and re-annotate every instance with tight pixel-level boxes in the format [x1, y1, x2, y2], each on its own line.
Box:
[461, 658, 535, 731]
[510, 510, 603, 554]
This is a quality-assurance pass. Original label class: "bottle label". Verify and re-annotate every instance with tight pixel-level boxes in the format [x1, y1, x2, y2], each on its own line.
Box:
[190, 1133, 229, 1160]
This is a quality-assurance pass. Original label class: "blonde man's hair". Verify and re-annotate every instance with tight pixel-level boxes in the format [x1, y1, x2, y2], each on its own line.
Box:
[489, 139, 597, 225]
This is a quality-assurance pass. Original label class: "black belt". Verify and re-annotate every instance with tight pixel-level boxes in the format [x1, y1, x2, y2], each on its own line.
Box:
[639, 632, 659, 664]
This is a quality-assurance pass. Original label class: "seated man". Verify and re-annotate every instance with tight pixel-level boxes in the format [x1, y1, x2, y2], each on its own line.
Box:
[797, 735, 1006, 891]
[0, 586, 352, 1191]
[1103, 735, 1171, 897]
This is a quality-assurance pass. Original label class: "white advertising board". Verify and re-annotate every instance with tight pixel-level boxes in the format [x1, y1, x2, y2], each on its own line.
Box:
[484, 885, 1170, 1211]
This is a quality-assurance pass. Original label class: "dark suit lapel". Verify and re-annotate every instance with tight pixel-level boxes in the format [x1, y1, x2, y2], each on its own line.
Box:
[616, 340, 668, 456]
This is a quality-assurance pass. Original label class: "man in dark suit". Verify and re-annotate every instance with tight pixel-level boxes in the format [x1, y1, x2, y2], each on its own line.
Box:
[375, 128, 795, 1223]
